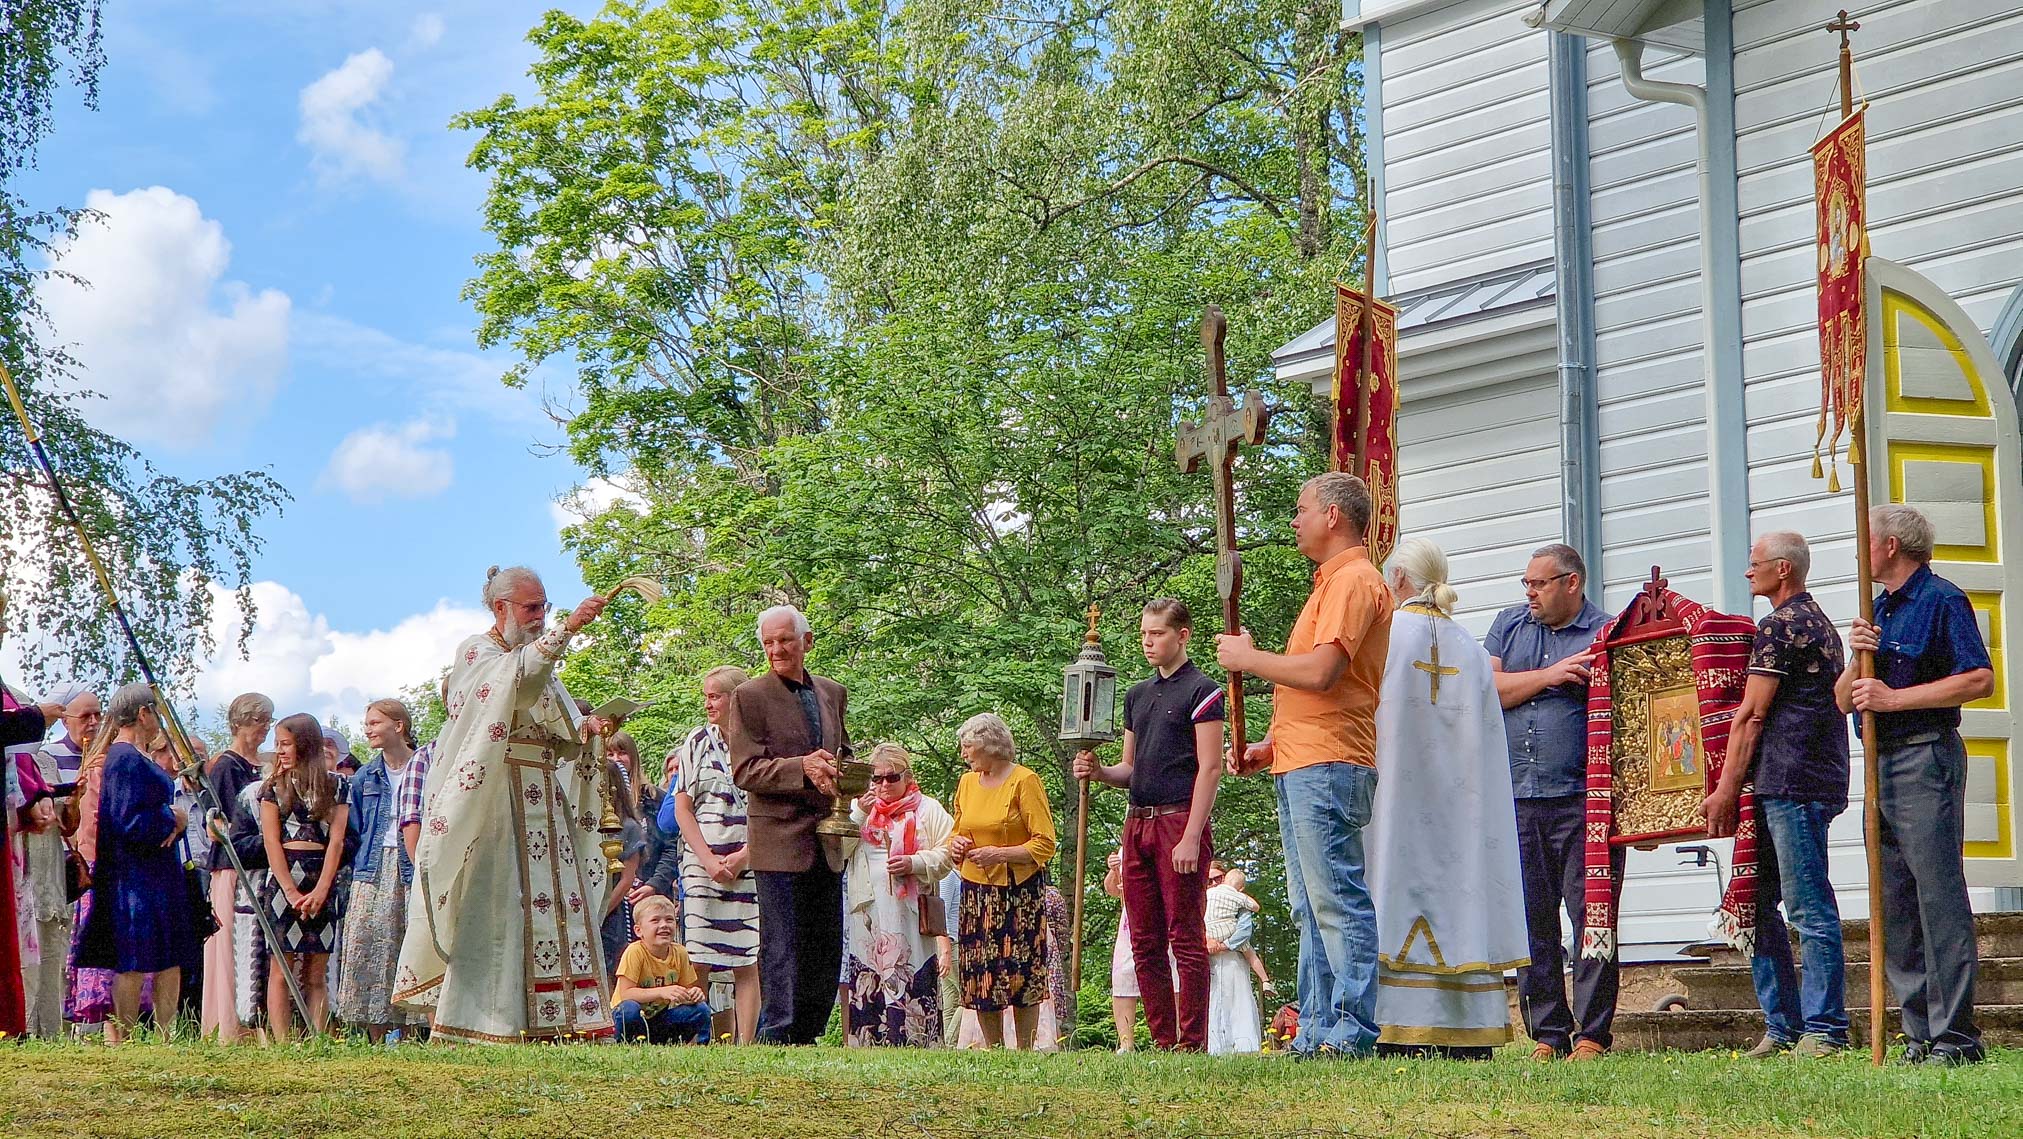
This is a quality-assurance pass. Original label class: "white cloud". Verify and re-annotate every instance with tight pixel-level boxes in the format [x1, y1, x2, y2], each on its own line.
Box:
[293, 311, 546, 427]
[408, 13, 447, 50]
[36, 187, 291, 448]
[319, 418, 457, 502]
[196, 581, 486, 728]
[551, 475, 650, 534]
[298, 48, 405, 183]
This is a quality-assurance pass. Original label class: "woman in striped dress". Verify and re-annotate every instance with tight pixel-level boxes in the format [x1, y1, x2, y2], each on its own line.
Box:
[668, 666, 761, 1043]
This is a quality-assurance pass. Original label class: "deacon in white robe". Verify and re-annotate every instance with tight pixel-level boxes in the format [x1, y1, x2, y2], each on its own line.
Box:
[394, 566, 617, 1044]
[1369, 538, 1529, 1055]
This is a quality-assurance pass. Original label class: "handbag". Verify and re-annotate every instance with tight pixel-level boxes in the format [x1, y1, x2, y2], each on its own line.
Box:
[918, 890, 948, 940]
[62, 838, 91, 903]
[182, 836, 220, 942]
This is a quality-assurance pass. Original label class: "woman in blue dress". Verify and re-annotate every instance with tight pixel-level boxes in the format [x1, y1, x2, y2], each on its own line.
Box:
[76, 683, 200, 1038]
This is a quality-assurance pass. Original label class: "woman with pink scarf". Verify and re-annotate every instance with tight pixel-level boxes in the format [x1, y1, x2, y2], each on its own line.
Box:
[841, 743, 954, 1046]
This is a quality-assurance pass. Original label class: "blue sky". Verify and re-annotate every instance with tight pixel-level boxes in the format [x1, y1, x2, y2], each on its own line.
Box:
[19, 1, 630, 726]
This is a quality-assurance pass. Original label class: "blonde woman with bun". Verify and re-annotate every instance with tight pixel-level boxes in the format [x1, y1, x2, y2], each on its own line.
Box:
[1368, 537, 1528, 1059]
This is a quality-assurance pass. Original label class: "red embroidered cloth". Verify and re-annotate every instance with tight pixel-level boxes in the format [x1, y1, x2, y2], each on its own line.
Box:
[1580, 591, 1760, 961]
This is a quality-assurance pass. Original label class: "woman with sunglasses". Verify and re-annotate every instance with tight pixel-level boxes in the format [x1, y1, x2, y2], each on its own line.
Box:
[840, 743, 954, 1047]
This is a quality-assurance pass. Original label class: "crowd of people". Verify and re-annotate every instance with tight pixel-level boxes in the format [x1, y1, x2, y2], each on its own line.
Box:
[0, 475, 1994, 1066]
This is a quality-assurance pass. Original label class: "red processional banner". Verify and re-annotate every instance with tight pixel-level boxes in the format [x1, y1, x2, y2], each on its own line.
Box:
[1332, 284, 1400, 565]
[1811, 106, 1868, 491]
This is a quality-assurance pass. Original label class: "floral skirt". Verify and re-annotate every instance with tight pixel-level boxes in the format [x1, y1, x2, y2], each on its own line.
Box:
[333, 858, 416, 1025]
[957, 875, 1049, 1013]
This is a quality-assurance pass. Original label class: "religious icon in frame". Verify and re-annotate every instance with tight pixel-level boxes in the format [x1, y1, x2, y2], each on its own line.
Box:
[1645, 685, 1705, 794]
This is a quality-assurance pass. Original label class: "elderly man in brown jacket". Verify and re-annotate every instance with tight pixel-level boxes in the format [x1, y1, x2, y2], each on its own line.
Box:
[726, 604, 851, 1045]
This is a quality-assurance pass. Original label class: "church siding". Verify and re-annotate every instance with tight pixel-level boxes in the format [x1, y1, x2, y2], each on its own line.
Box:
[1379, 0, 1556, 295]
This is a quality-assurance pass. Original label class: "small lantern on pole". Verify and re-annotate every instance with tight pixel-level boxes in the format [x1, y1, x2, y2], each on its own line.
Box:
[1058, 603, 1117, 1031]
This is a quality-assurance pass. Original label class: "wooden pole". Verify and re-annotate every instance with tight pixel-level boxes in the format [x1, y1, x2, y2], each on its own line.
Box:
[1828, 7, 1886, 1067]
[1069, 775, 1091, 1012]
[1352, 178, 1379, 475]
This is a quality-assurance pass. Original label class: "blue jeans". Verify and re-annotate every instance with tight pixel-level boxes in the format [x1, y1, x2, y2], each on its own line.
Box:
[614, 999, 712, 1044]
[1749, 798, 1849, 1044]
[1274, 761, 1380, 1055]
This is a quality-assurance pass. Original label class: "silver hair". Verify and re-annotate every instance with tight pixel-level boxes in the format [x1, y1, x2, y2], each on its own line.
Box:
[106, 682, 157, 728]
[1301, 472, 1373, 535]
[1531, 543, 1587, 580]
[1756, 530, 1812, 581]
[956, 712, 1017, 764]
[755, 604, 810, 642]
[1870, 504, 1935, 563]
[1387, 536, 1460, 616]
[482, 565, 543, 609]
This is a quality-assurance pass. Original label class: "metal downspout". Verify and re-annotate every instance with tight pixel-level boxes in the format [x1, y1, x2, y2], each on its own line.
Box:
[1613, 36, 1752, 612]
[1549, 31, 1603, 597]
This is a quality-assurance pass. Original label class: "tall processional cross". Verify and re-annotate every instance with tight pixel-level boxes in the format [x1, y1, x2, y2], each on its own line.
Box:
[1175, 306, 1269, 758]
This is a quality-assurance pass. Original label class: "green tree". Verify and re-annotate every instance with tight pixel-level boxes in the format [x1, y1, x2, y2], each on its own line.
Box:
[466, 0, 1367, 996]
[1, 0, 287, 690]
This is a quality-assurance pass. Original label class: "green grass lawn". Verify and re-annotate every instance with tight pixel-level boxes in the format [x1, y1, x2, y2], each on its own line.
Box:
[1, 1041, 2015, 1139]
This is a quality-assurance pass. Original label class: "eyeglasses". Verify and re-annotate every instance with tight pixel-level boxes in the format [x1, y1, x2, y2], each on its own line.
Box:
[1747, 558, 1789, 570]
[1520, 572, 1575, 592]
[869, 772, 906, 784]
[516, 599, 553, 615]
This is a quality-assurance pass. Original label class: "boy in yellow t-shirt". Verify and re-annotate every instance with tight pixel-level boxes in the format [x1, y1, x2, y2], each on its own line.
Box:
[614, 895, 712, 1043]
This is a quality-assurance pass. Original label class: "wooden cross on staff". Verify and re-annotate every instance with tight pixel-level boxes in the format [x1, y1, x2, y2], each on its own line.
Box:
[1175, 306, 1269, 759]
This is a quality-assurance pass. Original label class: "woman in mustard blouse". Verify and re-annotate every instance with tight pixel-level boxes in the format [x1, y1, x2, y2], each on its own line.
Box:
[947, 712, 1057, 1049]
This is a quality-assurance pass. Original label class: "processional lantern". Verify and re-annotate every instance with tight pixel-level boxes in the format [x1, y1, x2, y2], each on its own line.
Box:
[1058, 604, 1118, 748]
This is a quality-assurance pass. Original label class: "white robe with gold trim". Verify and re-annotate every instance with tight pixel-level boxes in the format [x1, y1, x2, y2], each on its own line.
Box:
[394, 623, 613, 1043]
[1370, 603, 1529, 1047]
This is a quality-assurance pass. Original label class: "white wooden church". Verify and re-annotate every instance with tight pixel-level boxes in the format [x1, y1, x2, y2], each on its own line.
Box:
[1273, 0, 2023, 959]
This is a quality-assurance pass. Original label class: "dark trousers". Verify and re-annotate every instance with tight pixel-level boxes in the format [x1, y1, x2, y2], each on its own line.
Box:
[1514, 794, 1623, 1051]
[1120, 811, 1211, 1050]
[754, 865, 844, 1044]
[1876, 730, 1980, 1048]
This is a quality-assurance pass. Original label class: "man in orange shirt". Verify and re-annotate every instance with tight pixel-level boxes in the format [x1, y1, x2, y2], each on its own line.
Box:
[1218, 471, 1392, 1057]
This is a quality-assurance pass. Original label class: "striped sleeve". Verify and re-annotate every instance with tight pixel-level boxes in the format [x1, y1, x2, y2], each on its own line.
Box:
[1190, 678, 1226, 723]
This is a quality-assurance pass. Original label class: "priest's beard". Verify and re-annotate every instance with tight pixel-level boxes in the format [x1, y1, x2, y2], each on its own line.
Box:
[500, 612, 543, 648]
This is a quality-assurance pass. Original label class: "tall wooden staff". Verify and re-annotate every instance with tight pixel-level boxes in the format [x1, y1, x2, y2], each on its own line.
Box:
[0, 360, 315, 1026]
[1352, 183, 1380, 473]
[1822, 8, 1888, 1068]
[1176, 308, 1269, 761]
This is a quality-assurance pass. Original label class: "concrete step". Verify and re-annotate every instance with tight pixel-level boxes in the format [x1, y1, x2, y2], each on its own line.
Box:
[1687, 913, 2023, 968]
[1612, 1003, 2023, 1053]
[1668, 957, 2023, 1012]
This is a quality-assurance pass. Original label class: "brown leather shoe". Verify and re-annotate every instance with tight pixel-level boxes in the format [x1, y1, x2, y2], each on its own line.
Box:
[1529, 1042, 1559, 1061]
[1568, 1040, 1607, 1062]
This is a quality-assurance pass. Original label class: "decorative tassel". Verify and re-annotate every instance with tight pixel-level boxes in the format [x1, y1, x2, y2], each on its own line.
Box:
[1828, 465, 1842, 493]
[1811, 451, 1824, 480]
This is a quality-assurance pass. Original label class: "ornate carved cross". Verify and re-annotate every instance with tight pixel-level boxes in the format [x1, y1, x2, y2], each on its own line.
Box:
[1175, 305, 1269, 758]
[1413, 632, 1460, 704]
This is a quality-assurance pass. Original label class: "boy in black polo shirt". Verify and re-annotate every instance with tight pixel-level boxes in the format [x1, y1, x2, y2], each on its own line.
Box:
[1074, 598, 1224, 1050]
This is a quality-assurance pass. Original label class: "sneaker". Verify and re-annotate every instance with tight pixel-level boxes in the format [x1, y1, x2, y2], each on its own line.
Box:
[1743, 1034, 1791, 1059]
[1897, 1041, 1932, 1066]
[1315, 1041, 1370, 1061]
[1791, 1034, 1845, 1059]
[1529, 1042, 1560, 1062]
[1921, 1043, 1986, 1068]
[1567, 1039, 1608, 1062]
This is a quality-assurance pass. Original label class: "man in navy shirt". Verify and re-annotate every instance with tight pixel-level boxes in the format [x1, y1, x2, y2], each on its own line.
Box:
[1075, 598, 1224, 1050]
[1838, 505, 1994, 1066]
[1703, 532, 1850, 1058]
[1483, 543, 1614, 1060]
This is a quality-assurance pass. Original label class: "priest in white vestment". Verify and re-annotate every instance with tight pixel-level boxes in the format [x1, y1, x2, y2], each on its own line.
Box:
[395, 566, 617, 1044]
[1369, 538, 1529, 1057]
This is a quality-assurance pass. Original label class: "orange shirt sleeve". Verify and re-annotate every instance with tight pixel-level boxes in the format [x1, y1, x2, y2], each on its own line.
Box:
[1310, 572, 1385, 662]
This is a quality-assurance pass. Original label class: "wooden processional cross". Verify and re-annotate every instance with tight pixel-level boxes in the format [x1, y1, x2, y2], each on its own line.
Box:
[1176, 306, 1269, 758]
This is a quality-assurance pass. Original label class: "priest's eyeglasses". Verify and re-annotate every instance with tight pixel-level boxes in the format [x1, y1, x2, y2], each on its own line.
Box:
[1520, 571, 1574, 593]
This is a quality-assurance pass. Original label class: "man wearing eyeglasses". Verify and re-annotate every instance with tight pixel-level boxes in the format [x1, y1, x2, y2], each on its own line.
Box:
[1483, 543, 1613, 1061]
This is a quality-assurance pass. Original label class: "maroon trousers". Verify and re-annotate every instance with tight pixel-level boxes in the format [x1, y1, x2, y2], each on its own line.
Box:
[1120, 810, 1211, 1050]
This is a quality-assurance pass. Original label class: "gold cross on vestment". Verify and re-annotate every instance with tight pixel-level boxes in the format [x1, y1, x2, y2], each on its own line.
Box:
[1413, 632, 1461, 704]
